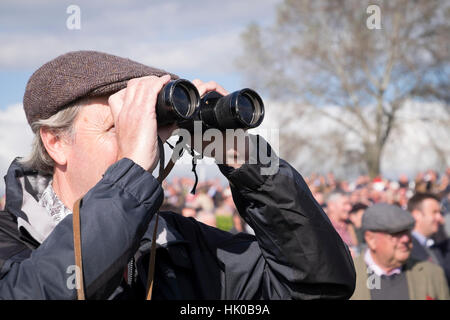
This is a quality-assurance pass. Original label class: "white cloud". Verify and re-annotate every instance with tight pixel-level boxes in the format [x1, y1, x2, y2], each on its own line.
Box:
[0, 0, 280, 71]
[129, 32, 241, 72]
[0, 31, 243, 82]
[0, 103, 34, 195]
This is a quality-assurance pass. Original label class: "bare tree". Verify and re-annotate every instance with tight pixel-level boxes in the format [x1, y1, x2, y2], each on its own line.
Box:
[237, 0, 450, 177]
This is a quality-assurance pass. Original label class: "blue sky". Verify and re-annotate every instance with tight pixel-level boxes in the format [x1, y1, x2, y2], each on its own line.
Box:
[0, 0, 280, 109]
[0, 71, 32, 107]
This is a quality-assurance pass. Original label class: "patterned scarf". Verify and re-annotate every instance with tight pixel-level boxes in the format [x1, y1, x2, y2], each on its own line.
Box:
[38, 181, 72, 224]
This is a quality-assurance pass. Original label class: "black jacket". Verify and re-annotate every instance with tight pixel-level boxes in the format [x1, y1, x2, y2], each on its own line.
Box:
[0, 142, 355, 299]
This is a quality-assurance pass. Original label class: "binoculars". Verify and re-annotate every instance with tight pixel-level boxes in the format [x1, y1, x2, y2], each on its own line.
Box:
[156, 79, 264, 130]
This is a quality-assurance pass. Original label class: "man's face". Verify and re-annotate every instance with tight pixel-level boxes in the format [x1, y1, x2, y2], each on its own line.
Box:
[330, 195, 352, 222]
[367, 230, 412, 270]
[414, 198, 444, 237]
[349, 191, 359, 204]
[64, 96, 118, 198]
[359, 187, 369, 201]
[181, 208, 196, 218]
[348, 209, 365, 229]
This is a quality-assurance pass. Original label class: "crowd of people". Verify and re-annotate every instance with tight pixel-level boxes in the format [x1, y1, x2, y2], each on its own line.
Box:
[1, 167, 449, 238]
[155, 168, 450, 238]
[308, 168, 450, 249]
[159, 177, 249, 234]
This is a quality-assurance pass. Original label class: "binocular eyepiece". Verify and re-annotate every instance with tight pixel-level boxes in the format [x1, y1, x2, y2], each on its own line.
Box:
[156, 79, 264, 130]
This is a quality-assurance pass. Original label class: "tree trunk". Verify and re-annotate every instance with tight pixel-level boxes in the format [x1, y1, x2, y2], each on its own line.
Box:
[364, 143, 382, 179]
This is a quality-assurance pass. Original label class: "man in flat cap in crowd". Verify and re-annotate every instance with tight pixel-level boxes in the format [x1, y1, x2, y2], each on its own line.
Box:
[351, 203, 449, 300]
[0, 51, 356, 299]
[408, 192, 450, 286]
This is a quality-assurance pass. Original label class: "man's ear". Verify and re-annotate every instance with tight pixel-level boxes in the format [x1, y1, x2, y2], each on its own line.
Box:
[365, 231, 376, 251]
[40, 127, 68, 166]
[326, 201, 334, 214]
[410, 209, 423, 222]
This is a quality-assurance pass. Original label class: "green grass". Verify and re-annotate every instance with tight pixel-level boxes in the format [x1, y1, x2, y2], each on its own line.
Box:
[215, 214, 234, 231]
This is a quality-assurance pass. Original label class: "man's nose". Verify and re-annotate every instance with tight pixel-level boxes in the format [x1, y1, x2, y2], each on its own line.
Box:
[399, 233, 411, 244]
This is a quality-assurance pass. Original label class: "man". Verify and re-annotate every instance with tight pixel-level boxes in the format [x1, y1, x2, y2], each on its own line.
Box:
[398, 174, 410, 189]
[195, 210, 216, 228]
[442, 190, 450, 236]
[326, 192, 356, 251]
[0, 51, 355, 299]
[408, 192, 450, 285]
[351, 203, 449, 300]
[181, 202, 197, 218]
[348, 202, 368, 247]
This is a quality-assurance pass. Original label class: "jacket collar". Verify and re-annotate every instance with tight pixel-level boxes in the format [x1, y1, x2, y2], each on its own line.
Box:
[364, 249, 402, 277]
[412, 230, 434, 248]
[4, 158, 56, 244]
[4, 157, 187, 247]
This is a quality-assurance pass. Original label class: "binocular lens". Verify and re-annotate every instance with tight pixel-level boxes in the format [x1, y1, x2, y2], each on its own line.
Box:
[172, 85, 192, 118]
[156, 79, 199, 126]
[235, 90, 264, 128]
[237, 94, 256, 125]
[194, 88, 265, 130]
[157, 79, 264, 130]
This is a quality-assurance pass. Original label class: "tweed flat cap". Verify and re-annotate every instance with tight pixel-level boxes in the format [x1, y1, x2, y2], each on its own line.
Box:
[362, 203, 415, 234]
[23, 50, 178, 128]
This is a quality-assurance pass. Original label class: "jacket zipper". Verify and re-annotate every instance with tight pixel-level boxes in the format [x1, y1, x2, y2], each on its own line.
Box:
[127, 257, 135, 286]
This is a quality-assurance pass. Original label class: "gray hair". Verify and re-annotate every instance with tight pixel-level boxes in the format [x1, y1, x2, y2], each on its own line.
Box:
[326, 191, 348, 204]
[19, 99, 86, 174]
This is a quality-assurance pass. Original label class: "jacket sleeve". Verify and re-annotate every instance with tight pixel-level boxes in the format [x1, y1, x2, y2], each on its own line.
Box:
[217, 135, 356, 299]
[0, 158, 163, 299]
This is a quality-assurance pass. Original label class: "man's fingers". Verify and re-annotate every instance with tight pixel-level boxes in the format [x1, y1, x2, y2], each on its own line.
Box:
[123, 76, 153, 114]
[108, 88, 126, 122]
[120, 75, 171, 120]
[211, 82, 228, 96]
[191, 79, 203, 88]
[143, 74, 171, 110]
[133, 75, 170, 104]
[192, 79, 229, 97]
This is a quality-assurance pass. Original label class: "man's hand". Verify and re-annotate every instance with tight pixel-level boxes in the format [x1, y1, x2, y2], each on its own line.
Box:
[108, 75, 177, 172]
[190, 79, 249, 169]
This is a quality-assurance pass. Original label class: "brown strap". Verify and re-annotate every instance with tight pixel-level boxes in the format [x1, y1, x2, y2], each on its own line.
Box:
[157, 158, 175, 184]
[145, 211, 159, 300]
[72, 198, 85, 300]
[145, 137, 169, 300]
